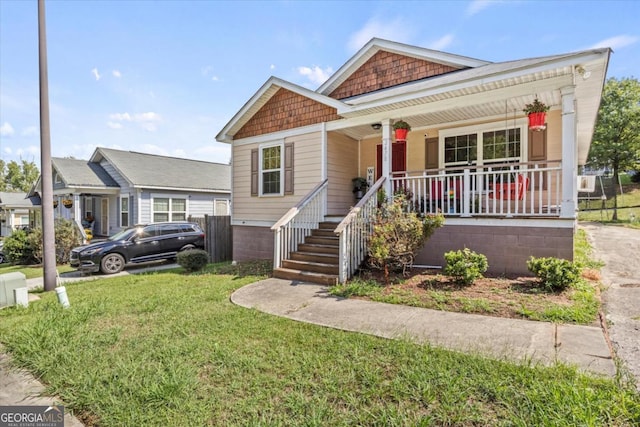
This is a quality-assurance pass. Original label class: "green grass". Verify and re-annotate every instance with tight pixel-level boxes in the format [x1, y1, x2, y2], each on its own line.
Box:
[0, 266, 638, 426]
[578, 183, 640, 229]
[0, 264, 75, 279]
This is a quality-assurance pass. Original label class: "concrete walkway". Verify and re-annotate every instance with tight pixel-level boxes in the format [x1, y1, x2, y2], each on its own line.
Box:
[231, 278, 616, 377]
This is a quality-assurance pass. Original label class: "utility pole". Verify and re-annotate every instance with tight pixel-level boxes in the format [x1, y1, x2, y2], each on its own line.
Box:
[38, 0, 57, 291]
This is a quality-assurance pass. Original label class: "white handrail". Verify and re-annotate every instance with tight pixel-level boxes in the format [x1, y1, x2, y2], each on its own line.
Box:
[271, 179, 328, 269]
[335, 176, 386, 283]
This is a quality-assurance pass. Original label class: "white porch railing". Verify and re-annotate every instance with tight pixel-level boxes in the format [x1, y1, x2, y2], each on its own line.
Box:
[271, 179, 328, 269]
[390, 160, 563, 217]
[334, 176, 386, 284]
[74, 218, 89, 244]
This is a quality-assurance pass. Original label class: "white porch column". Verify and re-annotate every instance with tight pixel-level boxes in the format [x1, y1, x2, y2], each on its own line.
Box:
[381, 119, 392, 197]
[321, 122, 328, 217]
[560, 86, 577, 218]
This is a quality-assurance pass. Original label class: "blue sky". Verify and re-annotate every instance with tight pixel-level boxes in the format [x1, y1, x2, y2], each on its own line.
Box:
[1, 0, 638, 168]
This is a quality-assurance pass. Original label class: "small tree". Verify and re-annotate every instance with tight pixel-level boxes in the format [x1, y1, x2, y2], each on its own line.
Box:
[368, 196, 444, 282]
[588, 77, 640, 220]
[2, 229, 34, 264]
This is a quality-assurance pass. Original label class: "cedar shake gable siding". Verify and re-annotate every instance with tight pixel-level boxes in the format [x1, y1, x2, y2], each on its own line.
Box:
[235, 88, 340, 139]
[329, 51, 462, 100]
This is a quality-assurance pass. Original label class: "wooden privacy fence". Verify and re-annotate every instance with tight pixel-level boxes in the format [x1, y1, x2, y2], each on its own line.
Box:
[188, 215, 232, 263]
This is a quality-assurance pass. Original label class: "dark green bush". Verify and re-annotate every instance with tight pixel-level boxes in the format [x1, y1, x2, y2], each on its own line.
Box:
[527, 256, 581, 292]
[177, 249, 209, 273]
[444, 248, 488, 285]
[2, 229, 34, 264]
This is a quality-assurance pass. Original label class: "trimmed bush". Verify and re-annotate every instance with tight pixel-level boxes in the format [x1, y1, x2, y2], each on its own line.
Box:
[444, 248, 488, 285]
[2, 229, 34, 264]
[527, 256, 581, 292]
[177, 249, 209, 273]
[26, 218, 83, 265]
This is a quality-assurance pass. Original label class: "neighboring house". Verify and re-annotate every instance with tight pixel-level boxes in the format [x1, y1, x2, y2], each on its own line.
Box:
[216, 38, 610, 284]
[30, 147, 231, 237]
[0, 192, 41, 237]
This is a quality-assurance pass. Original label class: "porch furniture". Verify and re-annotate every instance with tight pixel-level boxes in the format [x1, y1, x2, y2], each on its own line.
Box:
[489, 174, 530, 200]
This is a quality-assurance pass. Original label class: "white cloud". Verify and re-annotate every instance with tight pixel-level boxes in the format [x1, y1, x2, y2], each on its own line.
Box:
[297, 65, 333, 85]
[348, 17, 413, 52]
[466, 0, 499, 17]
[0, 122, 15, 137]
[211, 75, 219, 82]
[590, 35, 638, 50]
[91, 67, 101, 81]
[427, 34, 455, 51]
[3, 146, 12, 154]
[16, 145, 40, 157]
[107, 112, 161, 132]
[21, 126, 39, 137]
[112, 70, 122, 78]
[270, 64, 276, 70]
[109, 112, 132, 121]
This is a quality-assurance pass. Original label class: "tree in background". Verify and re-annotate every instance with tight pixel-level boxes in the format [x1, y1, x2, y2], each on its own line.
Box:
[588, 77, 640, 220]
[0, 159, 39, 193]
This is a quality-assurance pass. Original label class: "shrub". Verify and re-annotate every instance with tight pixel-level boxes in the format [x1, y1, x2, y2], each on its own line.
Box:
[2, 229, 34, 264]
[527, 256, 581, 292]
[27, 218, 83, 265]
[177, 249, 209, 273]
[368, 196, 444, 281]
[444, 248, 488, 285]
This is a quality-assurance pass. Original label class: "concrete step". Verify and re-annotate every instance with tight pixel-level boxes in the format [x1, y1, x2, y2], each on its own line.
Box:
[298, 243, 339, 255]
[282, 259, 339, 275]
[273, 267, 338, 286]
[290, 251, 339, 264]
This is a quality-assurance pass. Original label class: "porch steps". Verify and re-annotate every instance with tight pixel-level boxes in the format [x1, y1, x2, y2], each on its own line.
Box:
[273, 217, 343, 286]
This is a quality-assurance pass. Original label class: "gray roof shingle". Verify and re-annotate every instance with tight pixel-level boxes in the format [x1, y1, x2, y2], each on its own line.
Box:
[94, 148, 230, 192]
[52, 157, 119, 188]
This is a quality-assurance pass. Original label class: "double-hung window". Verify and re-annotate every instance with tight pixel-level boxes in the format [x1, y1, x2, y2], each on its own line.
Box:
[120, 196, 129, 227]
[260, 143, 283, 196]
[153, 197, 187, 222]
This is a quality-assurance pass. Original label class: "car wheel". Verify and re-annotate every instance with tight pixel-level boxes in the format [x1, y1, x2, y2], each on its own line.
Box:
[100, 253, 125, 274]
[180, 245, 196, 251]
[0, 254, 5, 264]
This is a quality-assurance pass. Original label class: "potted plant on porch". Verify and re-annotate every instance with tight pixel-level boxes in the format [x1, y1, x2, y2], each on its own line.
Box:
[62, 198, 73, 208]
[393, 120, 411, 140]
[523, 98, 549, 131]
[352, 177, 369, 201]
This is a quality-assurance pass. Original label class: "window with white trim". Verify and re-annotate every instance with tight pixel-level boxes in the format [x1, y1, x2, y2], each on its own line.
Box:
[441, 120, 527, 168]
[120, 196, 129, 227]
[152, 197, 187, 222]
[260, 143, 283, 195]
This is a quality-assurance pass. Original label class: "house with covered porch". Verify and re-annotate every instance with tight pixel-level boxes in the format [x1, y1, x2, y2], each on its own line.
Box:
[216, 38, 610, 284]
[30, 147, 231, 240]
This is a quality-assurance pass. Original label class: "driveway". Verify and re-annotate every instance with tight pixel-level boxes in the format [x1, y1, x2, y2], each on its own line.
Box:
[581, 222, 640, 389]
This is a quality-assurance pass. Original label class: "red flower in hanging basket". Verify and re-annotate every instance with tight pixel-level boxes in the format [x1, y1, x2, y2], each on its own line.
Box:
[393, 120, 411, 141]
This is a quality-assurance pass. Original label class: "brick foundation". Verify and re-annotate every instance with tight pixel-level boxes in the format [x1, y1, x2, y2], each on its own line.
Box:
[415, 224, 574, 276]
[232, 225, 274, 262]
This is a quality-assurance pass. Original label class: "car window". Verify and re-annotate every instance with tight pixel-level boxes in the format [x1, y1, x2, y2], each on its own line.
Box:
[160, 224, 183, 235]
[139, 225, 159, 238]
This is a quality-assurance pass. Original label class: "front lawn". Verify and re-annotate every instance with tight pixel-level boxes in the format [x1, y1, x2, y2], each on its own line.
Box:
[0, 264, 75, 279]
[0, 265, 638, 426]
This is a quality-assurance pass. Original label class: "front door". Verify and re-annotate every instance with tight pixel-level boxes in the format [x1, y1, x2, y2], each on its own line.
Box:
[100, 198, 109, 236]
[376, 141, 406, 179]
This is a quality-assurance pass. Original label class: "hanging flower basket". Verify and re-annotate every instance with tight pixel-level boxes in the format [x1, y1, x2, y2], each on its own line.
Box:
[62, 199, 73, 208]
[393, 120, 411, 141]
[53, 200, 59, 208]
[527, 112, 547, 131]
[523, 98, 549, 132]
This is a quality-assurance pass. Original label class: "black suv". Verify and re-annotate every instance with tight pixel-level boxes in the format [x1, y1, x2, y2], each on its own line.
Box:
[70, 222, 205, 274]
